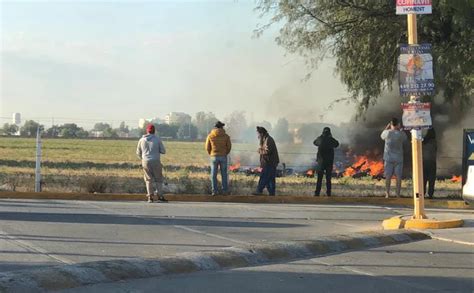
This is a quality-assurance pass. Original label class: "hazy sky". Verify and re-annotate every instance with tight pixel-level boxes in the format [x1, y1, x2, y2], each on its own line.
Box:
[0, 0, 353, 129]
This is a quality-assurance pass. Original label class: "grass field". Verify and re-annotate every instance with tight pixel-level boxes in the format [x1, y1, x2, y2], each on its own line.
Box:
[0, 137, 462, 198]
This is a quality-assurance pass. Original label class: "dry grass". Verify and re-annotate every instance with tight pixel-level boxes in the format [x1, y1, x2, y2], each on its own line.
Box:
[0, 137, 462, 198]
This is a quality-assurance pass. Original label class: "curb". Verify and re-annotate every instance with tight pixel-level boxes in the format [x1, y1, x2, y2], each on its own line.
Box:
[0, 230, 430, 292]
[0, 191, 470, 209]
[383, 215, 464, 230]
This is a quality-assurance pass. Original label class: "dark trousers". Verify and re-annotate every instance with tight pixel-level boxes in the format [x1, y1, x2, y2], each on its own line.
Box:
[423, 160, 436, 198]
[257, 165, 277, 195]
[315, 164, 333, 196]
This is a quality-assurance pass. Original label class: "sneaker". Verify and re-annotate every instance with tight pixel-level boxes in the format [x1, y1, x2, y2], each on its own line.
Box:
[211, 192, 217, 196]
[147, 198, 153, 203]
[314, 191, 320, 197]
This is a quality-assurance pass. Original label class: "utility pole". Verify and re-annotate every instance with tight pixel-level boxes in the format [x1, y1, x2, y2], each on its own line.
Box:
[407, 14, 426, 219]
[35, 126, 42, 192]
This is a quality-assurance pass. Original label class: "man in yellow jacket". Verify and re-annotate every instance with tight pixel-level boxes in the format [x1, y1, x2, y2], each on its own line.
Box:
[205, 121, 232, 195]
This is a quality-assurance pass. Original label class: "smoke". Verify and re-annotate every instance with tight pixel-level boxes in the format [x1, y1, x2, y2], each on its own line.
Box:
[341, 89, 473, 176]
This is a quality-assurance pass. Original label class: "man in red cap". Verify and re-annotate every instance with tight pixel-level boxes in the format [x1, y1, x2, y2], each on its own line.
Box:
[136, 124, 167, 203]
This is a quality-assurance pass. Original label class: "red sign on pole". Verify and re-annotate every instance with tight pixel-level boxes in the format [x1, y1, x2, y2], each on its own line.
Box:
[396, 0, 432, 15]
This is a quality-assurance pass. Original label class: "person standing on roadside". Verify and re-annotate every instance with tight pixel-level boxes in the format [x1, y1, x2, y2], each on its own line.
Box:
[205, 121, 232, 195]
[136, 124, 167, 203]
[423, 128, 437, 198]
[253, 126, 279, 196]
[381, 118, 407, 198]
[313, 127, 339, 197]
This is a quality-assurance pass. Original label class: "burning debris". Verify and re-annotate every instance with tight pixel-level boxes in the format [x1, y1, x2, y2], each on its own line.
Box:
[344, 155, 384, 179]
[451, 175, 462, 183]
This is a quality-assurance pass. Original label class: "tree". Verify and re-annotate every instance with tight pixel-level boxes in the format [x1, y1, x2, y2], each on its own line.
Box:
[118, 121, 129, 134]
[256, 1, 473, 115]
[225, 111, 247, 140]
[92, 122, 118, 138]
[20, 120, 43, 137]
[2, 123, 19, 136]
[273, 118, 292, 143]
[155, 123, 179, 138]
[59, 123, 88, 138]
[177, 123, 198, 140]
[45, 125, 61, 137]
[194, 111, 218, 138]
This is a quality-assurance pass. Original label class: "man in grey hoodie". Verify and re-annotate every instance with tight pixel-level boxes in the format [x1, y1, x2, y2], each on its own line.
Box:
[137, 124, 167, 203]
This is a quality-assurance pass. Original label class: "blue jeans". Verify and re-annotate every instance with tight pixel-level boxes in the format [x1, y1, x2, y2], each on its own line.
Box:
[210, 156, 228, 193]
[257, 165, 277, 195]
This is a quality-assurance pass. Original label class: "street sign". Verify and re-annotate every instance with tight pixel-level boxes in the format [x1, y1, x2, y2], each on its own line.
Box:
[396, 0, 432, 15]
[401, 102, 432, 130]
[398, 44, 435, 96]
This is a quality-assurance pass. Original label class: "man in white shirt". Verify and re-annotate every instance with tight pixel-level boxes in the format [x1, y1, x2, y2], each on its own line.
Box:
[381, 118, 407, 198]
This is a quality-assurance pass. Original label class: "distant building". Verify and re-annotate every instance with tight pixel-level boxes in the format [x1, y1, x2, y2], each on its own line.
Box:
[12, 113, 21, 125]
[138, 117, 164, 128]
[165, 112, 191, 125]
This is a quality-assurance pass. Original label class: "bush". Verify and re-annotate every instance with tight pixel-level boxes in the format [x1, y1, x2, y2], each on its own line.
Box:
[81, 176, 109, 193]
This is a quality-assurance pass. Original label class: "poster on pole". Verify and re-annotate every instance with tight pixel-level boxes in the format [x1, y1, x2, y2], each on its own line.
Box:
[401, 103, 432, 130]
[396, 0, 432, 15]
[398, 44, 435, 96]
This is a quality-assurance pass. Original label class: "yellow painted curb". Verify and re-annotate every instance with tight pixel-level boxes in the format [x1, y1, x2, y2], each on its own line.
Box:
[382, 216, 406, 230]
[404, 218, 464, 229]
[383, 215, 464, 230]
[0, 191, 470, 209]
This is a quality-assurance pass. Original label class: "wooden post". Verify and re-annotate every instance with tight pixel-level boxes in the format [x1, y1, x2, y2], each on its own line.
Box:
[407, 14, 426, 219]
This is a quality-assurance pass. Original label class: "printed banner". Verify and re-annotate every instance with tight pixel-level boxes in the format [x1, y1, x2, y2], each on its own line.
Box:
[398, 44, 435, 96]
[396, 0, 432, 15]
[401, 102, 432, 130]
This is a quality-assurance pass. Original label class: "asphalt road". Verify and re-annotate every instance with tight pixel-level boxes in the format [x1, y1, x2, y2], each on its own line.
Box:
[0, 199, 472, 292]
[63, 239, 474, 293]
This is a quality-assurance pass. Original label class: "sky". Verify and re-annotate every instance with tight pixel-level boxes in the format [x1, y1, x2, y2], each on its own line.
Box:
[0, 0, 353, 129]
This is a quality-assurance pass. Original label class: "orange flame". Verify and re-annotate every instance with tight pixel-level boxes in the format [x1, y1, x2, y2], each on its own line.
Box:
[229, 162, 241, 171]
[345, 155, 384, 177]
[306, 169, 315, 177]
[451, 175, 462, 183]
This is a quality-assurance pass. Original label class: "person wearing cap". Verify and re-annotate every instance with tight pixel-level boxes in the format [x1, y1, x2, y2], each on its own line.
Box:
[313, 127, 339, 196]
[253, 126, 279, 196]
[136, 124, 167, 203]
[205, 121, 232, 195]
[381, 117, 407, 198]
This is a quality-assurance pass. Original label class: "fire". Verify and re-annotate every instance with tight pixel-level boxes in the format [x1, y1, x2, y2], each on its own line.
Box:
[229, 162, 241, 172]
[306, 169, 315, 177]
[345, 155, 384, 177]
[451, 175, 462, 183]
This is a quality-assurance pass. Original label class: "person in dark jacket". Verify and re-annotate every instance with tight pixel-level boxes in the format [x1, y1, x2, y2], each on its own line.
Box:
[313, 127, 339, 196]
[253, 126, 279, 196]
[423, 128, 437, 198]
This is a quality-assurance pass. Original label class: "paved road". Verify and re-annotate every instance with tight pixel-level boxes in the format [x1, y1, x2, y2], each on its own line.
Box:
[0, 199, 398, 272]
[0, 199, 472, 292]
[63, 239, 474, 293]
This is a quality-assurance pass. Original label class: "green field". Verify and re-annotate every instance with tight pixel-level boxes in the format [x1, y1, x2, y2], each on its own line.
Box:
[0, 137, 462, 197]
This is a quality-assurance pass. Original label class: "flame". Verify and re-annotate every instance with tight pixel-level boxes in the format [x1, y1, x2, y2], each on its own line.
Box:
[451, 175, 462, 183]
[229, 162, 241, 171]
[306, 169, 315, 177]
[345, 155, 384, 177]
